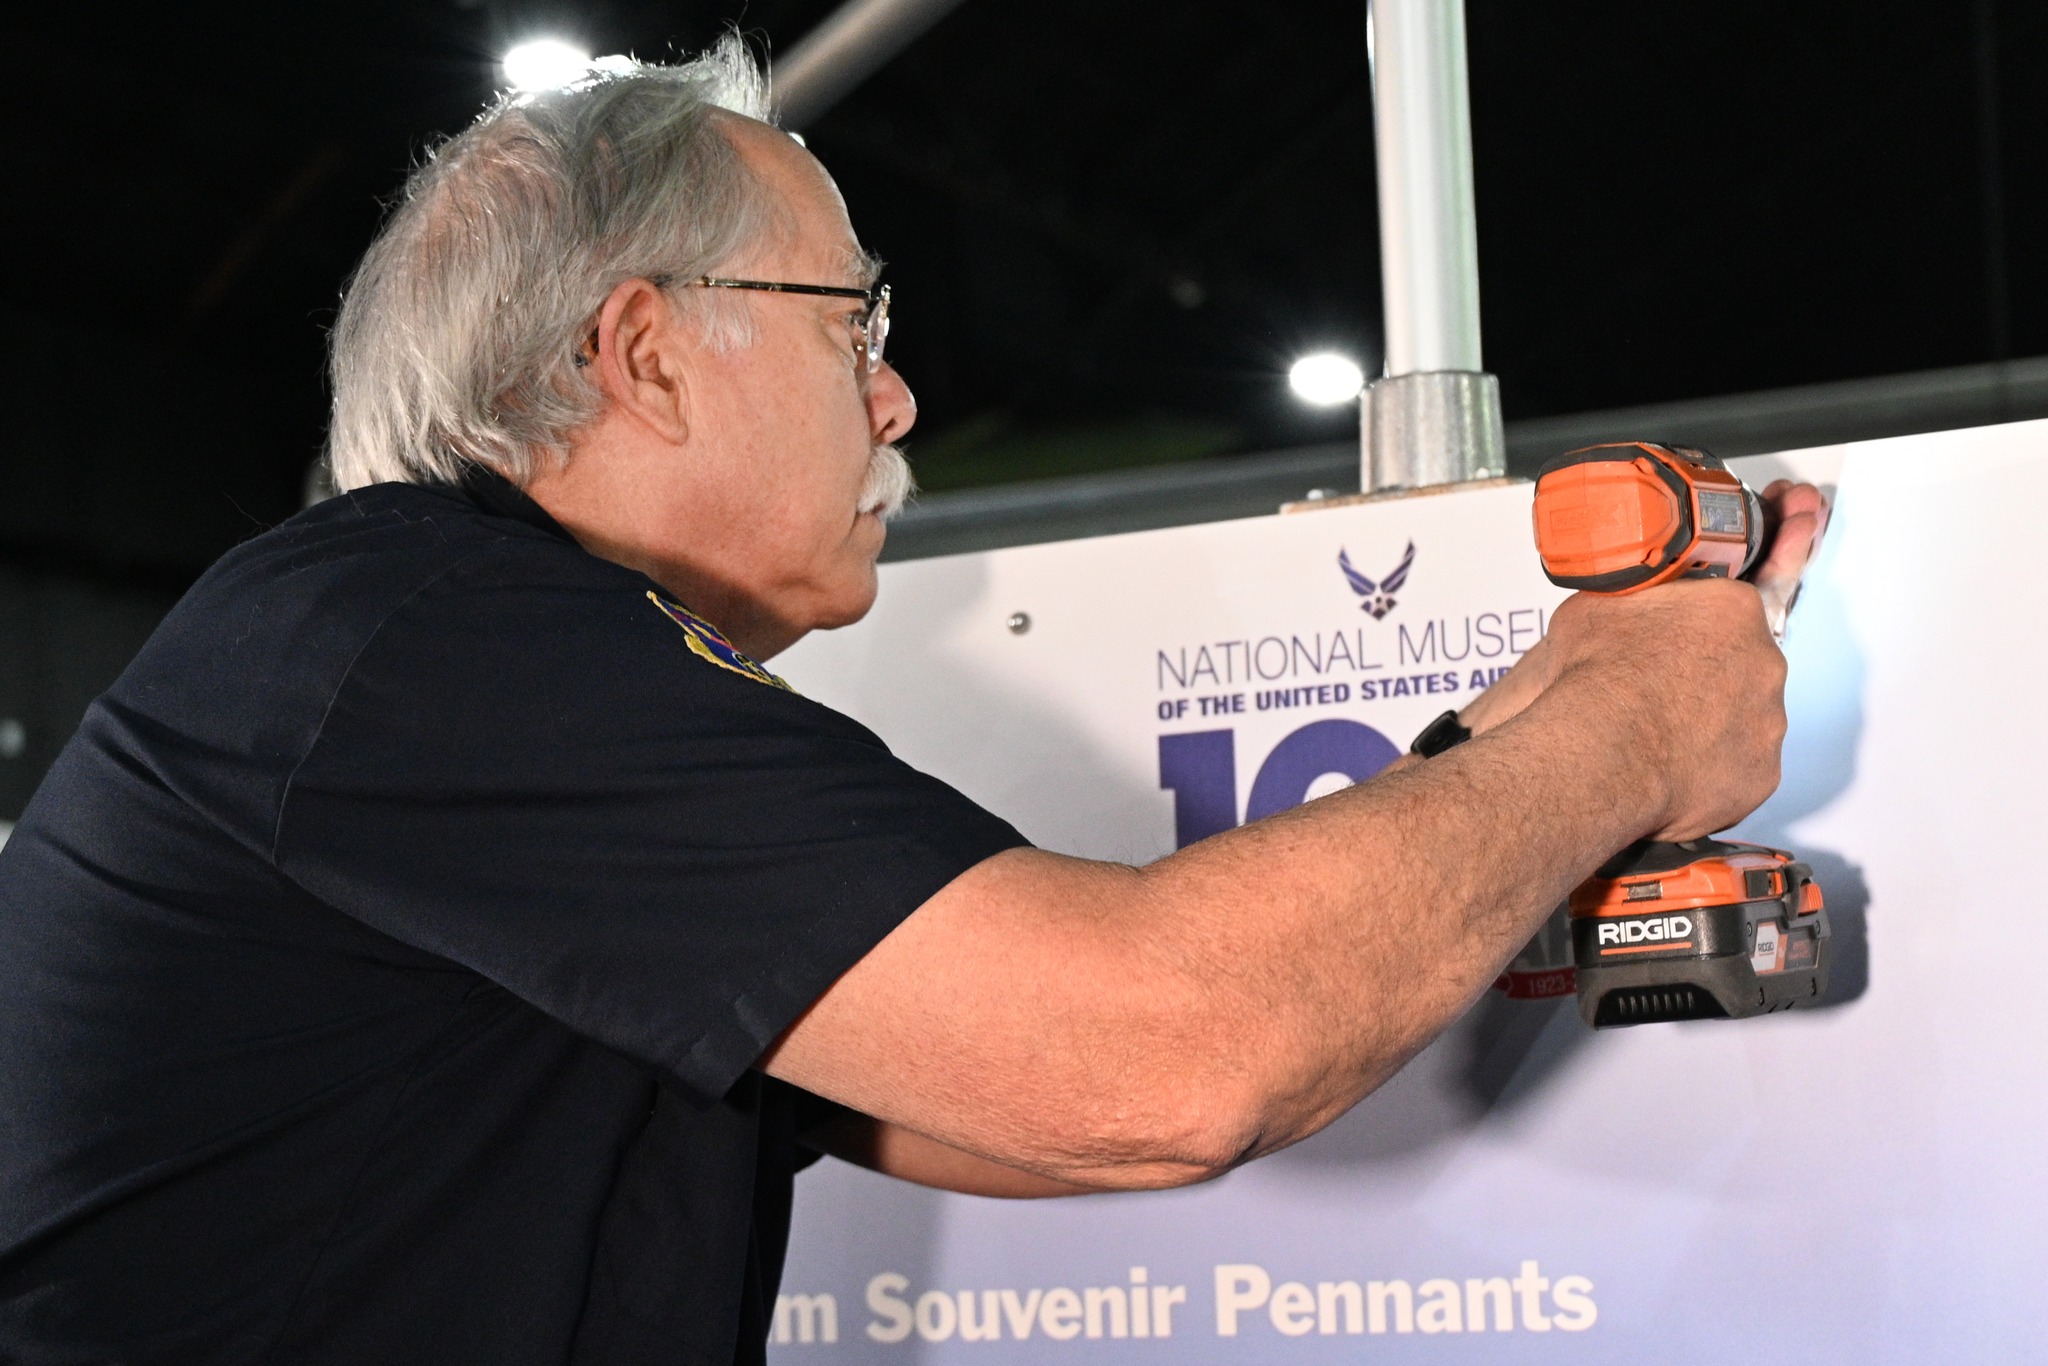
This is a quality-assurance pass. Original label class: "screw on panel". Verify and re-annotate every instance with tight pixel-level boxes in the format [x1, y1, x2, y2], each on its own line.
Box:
[1006, 613, 1031, 635]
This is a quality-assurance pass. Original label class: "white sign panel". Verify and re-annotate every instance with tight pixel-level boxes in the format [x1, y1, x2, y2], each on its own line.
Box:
[771, 419, 2048, 1363]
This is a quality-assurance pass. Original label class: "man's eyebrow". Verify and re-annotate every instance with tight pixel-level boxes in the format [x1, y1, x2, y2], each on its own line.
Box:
[841, 246, 884, 290]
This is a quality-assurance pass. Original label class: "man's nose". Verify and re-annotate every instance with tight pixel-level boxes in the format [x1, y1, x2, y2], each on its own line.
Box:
[867, 361, 916, 445]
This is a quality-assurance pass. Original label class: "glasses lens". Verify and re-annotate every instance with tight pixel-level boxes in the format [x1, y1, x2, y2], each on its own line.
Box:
[864, 287, 891, 373]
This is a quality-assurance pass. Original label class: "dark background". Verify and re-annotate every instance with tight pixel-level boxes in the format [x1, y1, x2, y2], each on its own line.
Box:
[0, 0, 2041, 815]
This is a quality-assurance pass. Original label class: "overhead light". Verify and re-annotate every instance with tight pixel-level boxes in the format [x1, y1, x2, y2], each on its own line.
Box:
[1288, 352, 1365, 406]
[503, 39, 594, 93]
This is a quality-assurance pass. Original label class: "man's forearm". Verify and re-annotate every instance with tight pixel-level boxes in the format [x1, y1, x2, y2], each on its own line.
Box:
[769, 663, 1673, 1191]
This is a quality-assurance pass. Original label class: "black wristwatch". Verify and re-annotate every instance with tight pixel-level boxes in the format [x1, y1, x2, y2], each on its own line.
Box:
[1409, 709, 1472, 758]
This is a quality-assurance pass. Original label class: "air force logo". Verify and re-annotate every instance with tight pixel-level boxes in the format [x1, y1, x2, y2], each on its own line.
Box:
[647, 592, 794, 691]
[1338, 541, 1416, 619]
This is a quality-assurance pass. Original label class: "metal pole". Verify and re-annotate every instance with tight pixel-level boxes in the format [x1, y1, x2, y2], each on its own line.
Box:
[775, 0, 971, 130]
[1361, 0, 1505, 491]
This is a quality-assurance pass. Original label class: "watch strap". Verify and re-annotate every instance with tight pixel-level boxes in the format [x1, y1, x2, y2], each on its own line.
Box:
[1410, 709, 1472, 758]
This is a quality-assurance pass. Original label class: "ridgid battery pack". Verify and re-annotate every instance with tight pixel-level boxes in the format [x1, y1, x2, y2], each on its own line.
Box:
[1569, 837, 1830, 1028]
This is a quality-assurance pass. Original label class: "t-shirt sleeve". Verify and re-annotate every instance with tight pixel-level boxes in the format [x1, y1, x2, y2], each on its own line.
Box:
[272, 551, 1029, 1100]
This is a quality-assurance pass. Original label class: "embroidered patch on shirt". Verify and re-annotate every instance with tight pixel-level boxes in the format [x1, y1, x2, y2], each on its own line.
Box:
[647, 592, 795, 692]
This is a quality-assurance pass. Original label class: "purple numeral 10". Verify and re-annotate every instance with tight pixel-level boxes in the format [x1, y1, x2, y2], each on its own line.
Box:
[1158, 719, 1400, 849]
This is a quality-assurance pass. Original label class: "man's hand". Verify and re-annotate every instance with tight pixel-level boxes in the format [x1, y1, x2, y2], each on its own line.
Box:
[1539, 579, 1787, 841]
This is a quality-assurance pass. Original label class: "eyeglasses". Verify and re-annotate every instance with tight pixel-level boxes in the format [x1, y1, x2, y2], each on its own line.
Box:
[690, 275, 892, 374]
[574, 274, 892, 373]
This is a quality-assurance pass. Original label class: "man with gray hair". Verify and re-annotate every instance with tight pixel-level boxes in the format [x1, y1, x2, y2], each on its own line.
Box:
[0, 39, 1821, 1364]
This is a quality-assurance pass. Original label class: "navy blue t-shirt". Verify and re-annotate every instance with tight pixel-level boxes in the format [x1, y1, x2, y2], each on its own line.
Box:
[0, 472, 1026, 1363]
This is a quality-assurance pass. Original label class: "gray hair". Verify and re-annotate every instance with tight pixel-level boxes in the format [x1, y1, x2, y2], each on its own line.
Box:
[327, 37, 778, 491]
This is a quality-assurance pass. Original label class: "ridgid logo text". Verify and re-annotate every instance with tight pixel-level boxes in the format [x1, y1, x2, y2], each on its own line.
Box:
[1596, 915, 1694, 946]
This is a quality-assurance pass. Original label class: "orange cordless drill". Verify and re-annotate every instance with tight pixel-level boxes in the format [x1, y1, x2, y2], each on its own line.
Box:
[1532, 442, 1830, 1027]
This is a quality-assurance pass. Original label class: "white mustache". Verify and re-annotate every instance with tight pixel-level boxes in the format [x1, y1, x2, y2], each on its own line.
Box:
[858, 444, 916, 521]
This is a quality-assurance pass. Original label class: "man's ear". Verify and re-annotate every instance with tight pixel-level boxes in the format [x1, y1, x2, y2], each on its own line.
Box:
[591, 277, 691, 445]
